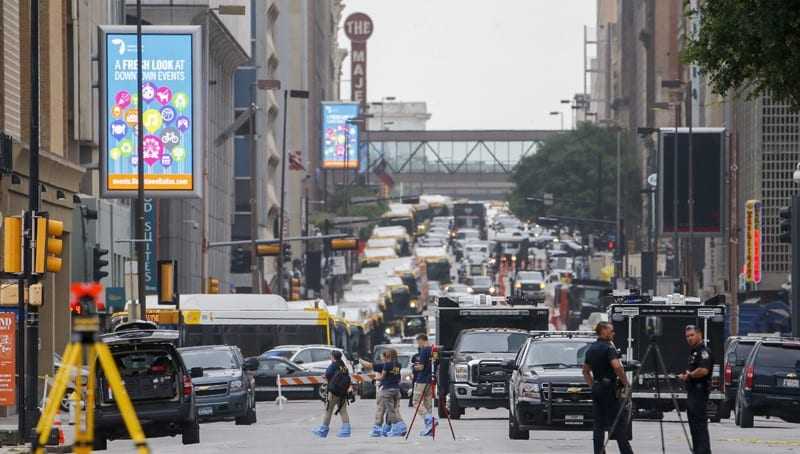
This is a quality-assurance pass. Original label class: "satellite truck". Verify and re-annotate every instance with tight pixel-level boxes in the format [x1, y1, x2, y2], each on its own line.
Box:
[434, 294, 550, 417]
[607, 289, 728, 420]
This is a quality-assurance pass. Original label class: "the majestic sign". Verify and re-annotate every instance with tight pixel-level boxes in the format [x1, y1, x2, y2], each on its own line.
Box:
[344, 13, 373, 105]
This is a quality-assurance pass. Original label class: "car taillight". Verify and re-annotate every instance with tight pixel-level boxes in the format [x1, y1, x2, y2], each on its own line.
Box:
[724, 363, 733, 386]
[183, 375, 193, 397]
[744, 365, 754, 391]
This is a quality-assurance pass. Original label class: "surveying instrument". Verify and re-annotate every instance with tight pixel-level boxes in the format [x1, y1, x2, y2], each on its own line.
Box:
[405, 344, 456, 440]
[32, 283, 150, 454]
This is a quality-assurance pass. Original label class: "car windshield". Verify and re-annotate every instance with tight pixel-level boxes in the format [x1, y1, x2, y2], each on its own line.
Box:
[757, 344, 800, 368]
[181, 349, 237, 370]
[398, 355, 412, 368]
[517, 272, 543, 281]
[471, 277, 492, 286]
[576, 288, 603, 302]
[456, 332, 528, 353]
[526, 341, 592, 368]
[263, 350, 295, 359]
[734, 343, 756, 362]
[447, 285, 470, 293]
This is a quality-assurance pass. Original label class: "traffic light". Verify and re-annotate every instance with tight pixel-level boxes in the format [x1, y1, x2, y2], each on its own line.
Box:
[282, 243, 292, 263]
[255, 244, 281, 256]
[2, 215, 22, 274]
[779, 206, 792, 243]
[34, 216, 64, 274]
[329, 238, 359, 251]
[157, 260, 177, 305]
[208, 277, 220, 294]
[92, 245, 109, 282]
[289, 277, 301, 301]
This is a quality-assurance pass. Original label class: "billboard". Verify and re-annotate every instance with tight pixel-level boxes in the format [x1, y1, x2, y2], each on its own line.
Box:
[659, 128, 725, 236]
[0, 311, 15, 406]
[744, 200, 763, 284]
[321, 102, 360, 169]
[100, 26, 203, 198]
[344, 12, 373, 104]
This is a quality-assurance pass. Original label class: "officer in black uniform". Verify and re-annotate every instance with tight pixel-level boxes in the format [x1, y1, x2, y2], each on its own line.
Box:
[679, 325, 712, 454]
[583, 321, 634, 454]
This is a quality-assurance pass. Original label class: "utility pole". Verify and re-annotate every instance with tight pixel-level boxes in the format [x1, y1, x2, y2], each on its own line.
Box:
[686, 78, 695, 296]
[615, 128, 622, 280]
[277, 89, 289, 298]
[248, 83, 260, 293]
[672, 103, 680, 284]
[135, 0, 147, 316]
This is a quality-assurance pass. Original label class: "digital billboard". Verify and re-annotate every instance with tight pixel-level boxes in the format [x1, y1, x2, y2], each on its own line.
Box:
[321, 102, 360, 169]
[99, 26, 203, 198]
[659, 128, 724, 236]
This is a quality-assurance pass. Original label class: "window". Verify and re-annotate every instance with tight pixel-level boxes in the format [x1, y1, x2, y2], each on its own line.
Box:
[235, 180, 251, 212]
[232, 214, 251, 240]
[311, 349, 332, 363]
[234, 138, 252, 177]
[294, 349, 313, 364]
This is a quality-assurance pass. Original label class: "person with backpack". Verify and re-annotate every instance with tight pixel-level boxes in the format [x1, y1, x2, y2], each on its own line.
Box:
[360, 348, 407, 437]
[312, 350, 352, 438]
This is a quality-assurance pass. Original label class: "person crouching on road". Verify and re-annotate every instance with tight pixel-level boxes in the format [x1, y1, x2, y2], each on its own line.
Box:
[361, 349, 407, 437]
[413, 334, 437, 436]
[312, 350, 351, 438]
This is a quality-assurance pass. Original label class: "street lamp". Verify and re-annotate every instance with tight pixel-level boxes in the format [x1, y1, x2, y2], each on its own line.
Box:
[549, 111, 564, 130]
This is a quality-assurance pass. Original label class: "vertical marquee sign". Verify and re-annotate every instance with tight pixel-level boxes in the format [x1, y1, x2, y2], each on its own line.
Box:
[99, 26, 203, 198]
[344, 13, 373, 105]
[744, 199, 762, 284]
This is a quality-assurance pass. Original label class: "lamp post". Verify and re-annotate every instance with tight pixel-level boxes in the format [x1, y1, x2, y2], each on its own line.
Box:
[549, 111, 564, 130]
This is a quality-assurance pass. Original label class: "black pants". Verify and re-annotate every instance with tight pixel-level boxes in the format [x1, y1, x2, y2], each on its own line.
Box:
[686, 385, 711, 454]
[592, 383, 634, 454]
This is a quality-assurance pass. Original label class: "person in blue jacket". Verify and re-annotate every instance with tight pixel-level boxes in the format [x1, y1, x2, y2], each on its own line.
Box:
[312, 350, 351, 438]
[360, 348, 407, 437]
[413, 334, 437, 436]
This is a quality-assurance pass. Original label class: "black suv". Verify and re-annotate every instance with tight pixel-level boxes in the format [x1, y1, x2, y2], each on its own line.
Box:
[721, 336, 762, 419]
[178, 345, 258, 424]
[735, 337, 800, 427]
[94, 323, 202, 450]
[507, 332, 595, 439]
[446, 328, 529, 419]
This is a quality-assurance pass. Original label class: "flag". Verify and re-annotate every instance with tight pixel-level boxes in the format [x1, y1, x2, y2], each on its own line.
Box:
[373, 158, 394, 187]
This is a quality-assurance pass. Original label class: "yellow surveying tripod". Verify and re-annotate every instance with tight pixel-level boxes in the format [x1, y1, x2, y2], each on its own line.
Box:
[32, 283, 150, 454]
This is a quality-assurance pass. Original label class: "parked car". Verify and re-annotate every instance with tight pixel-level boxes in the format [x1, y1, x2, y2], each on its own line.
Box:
[513, 271, 546, 302]
[253, 356, 327, 401]
[94, 324, 201, 450]
[735, 337, 800, 427]
[262, 345, 353, 374]
[178, 345, 258, 424]
[372, 343, 418, 398]
[721, 336, 762, 418]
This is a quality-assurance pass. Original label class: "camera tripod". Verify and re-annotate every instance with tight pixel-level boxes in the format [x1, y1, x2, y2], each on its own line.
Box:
[33, 283, 150, 454]
[405, 349, 456, 440]
[607, 338, 693, 454]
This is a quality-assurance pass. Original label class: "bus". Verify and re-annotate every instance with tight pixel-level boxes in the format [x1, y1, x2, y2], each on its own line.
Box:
[378, 203, 416, 237]
[178, 294, 333, 357]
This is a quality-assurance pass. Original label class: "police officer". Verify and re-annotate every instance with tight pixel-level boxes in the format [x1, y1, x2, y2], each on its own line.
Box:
[583, 321, 634, 454]
[679, 325, 712, 454]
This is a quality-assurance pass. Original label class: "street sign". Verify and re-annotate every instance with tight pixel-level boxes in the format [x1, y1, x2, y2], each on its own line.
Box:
[99, 25, 203, 198]
[744, 200, 762, 284]
[0, 311, 16, 405]
[647, 173, 657, 187]
[332, 256, 347, 276]
[105, 287, 126, 314]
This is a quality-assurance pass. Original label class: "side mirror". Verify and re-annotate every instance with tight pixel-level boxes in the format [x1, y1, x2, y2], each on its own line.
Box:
[243, 357, 259, 371]
[294, 360, 304, 365]
[190, 367, 204, 378]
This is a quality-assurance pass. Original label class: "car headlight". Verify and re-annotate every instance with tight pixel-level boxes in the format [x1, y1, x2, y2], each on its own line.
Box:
[489, 287, 496, 294]
[230, 379, 243, 391]
[515, 282, 522, 289]
[403, 373, 413, 382]
[467, 287, 474, 293]
[519, 382, 540, 399]
[539, 282, 545, 289]
[454, 364, 469, 382]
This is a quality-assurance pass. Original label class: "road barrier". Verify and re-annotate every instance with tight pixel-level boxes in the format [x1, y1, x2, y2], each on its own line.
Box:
[278, 372, 378, 386]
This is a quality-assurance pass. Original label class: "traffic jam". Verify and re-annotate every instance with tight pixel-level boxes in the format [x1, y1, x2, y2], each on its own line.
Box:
[50, 196, 800, 452]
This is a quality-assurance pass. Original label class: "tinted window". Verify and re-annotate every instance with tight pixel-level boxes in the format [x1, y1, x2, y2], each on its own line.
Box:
[181, 348, 237, 370]
[735, 343, 756, 363]
[756, 344, 800, 368]
[525, 341, 591, 367]
[263, 350, 294, 359]
[456, 332, 528, 354]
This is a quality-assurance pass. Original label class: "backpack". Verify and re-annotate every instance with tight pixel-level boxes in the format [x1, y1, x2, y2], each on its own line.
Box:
[328, 366, 351, 397]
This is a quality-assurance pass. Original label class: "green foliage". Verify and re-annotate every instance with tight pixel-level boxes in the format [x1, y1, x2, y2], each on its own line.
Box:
[684, 0, 800, 110]
[508, 122, 641, 235]
[311, 185, 388, 240]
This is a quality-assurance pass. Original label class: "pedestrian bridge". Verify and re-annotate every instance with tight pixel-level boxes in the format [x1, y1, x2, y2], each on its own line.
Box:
[365, 130, 562, 199]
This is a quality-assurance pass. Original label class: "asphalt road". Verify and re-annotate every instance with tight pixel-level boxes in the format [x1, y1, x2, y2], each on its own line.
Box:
[92, 399, 800, 454]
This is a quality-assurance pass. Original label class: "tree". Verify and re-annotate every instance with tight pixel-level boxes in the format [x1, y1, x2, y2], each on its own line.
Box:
[508, 122, 641, 240]
[684, 0, 800, 110]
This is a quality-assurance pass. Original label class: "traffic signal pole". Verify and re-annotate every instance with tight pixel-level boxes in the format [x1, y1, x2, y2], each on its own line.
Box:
[792, 194, 800, 336]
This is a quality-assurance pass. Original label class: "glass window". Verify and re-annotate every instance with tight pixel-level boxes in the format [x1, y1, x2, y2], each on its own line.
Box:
[234, 138, 251, 177]
[234, 69, 255, 109]
[756, 344, 800, 368]
[180, 348, 237, 370]
[235, 180, 250, 212]
[455, 332, 528, 354]
[294, 349, 313, 364]
[232, 214, 251, 240]
[311, 349, 333, 363]
[525, 341, 592, 368]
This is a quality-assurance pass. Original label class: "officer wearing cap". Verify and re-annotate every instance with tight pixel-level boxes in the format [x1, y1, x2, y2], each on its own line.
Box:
[679, 325, 712, 454]
[583, 321, 634, 454]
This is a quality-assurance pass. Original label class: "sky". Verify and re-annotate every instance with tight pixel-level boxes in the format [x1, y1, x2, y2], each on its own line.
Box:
[338, 0, 597, 130]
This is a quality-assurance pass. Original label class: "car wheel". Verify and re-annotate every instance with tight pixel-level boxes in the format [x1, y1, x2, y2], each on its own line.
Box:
[60, 389, 73, 413]
[236, 396, 257, 425]
[317, 384, 327, 401]
[93, 431, 108, 451]
[508, 411, 529, 440]
[182, 420, 200, 445]
[734, 402, 741, 427]
[447, 396, 462, 420]
[739, 402, 754, 428]
[437, 395, 448, 419]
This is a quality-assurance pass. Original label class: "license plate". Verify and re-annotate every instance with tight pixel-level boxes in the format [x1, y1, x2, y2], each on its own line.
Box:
[564, 414, 584, 425]
[492, 384, 505, 394]
[198, 407, 213, 416]
[782, 378, 800, 388]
